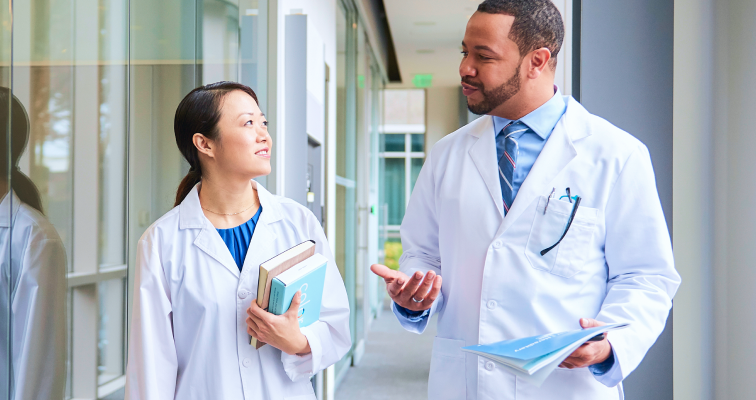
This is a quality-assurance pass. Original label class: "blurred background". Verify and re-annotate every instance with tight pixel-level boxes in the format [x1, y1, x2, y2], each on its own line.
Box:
[0, 0, 750, 399]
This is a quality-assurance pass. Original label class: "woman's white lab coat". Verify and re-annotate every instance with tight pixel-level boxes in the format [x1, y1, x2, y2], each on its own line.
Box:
[124, 182, 350, 400]
[0, 191, 67, 400]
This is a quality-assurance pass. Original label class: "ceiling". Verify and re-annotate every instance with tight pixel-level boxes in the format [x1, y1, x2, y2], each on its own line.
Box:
[383, 0, 478, 88]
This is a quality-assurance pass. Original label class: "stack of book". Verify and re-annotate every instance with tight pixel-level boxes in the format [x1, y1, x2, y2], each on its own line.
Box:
[251, 240, 328, 348]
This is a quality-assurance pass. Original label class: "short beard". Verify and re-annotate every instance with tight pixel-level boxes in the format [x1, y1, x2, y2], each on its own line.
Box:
[466, 64, 522, 115]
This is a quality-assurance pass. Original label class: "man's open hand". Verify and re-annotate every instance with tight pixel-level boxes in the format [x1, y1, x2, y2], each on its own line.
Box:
[370, 264, 442, 312]
[559, 318, 612, 369]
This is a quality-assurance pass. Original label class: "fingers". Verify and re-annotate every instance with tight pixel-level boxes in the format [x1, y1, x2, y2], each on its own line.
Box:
[247, 302, 268, 325]
[370, 264, 398, 281]
[285, 291, 302, 317]
[246, 315, 260, 337]
[580, 318, 606, 329]
[420, 275, 442, 309]
[386, 275, 407, 298]
[398, 271, 425, 304]
[413, 271, 437, 300]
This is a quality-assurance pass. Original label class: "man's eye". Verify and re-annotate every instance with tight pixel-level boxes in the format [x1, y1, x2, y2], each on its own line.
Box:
[461, 51, 468, 57]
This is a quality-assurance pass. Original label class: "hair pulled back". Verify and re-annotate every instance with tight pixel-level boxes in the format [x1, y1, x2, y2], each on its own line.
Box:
[173, 81, 259, 206]
[0, 87, 44, 214]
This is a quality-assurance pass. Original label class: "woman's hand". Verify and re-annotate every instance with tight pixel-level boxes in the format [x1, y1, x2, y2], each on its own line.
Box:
[247, 291, 311, 356]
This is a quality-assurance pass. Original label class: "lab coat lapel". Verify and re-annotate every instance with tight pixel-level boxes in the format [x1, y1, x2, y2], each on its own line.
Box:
[496, 106, 578, 236]
[194, 225, 241, 278]
[468, 116, 505, 218]
[180, 183, 241, 279]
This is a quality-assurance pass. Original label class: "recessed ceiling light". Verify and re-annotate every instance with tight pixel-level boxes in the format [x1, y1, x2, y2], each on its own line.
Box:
[413, 21, 436, 26]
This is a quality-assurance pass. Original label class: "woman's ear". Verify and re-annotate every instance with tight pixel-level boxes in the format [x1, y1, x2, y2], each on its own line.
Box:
[193, 133, 215, 159]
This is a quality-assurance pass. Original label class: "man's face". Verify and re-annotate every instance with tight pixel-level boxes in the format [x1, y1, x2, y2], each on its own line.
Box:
[460, 12, 524, 115]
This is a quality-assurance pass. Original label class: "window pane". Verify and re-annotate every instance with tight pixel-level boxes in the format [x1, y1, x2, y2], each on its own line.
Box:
[411, 134, 424, 152]
[384, 158, 406, 225]
[411, 158, 424, 192]
[98, 279, 125, 386]
[383, 134, 405, 152]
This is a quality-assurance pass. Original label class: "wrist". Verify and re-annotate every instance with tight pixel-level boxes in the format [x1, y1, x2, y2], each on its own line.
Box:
[287, 332, 310, 356]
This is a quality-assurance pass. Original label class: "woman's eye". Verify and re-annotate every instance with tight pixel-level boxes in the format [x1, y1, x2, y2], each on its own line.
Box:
[245, 120, 253, 126]
[262, 121, 268, 127]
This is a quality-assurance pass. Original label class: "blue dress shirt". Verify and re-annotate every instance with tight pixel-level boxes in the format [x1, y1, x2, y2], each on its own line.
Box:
[216, 206, 263, 271]
[394, 87, 621, 383]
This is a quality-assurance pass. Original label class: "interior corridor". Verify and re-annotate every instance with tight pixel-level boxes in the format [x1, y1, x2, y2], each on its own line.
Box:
[335, 301, 436, 400]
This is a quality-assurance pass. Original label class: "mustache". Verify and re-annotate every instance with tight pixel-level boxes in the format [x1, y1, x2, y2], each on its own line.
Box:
[461, 77, 483, 89]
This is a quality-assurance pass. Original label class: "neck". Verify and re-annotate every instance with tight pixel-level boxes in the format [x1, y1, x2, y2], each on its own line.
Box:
[489, 80, 555, 120]
[198, 170, 259, 216]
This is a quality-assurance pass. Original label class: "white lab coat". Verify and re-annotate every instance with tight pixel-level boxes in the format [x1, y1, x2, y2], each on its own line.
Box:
[0, 191, 67, 400]
[397, 97, 680, 400]
[125, 181, 350, 400]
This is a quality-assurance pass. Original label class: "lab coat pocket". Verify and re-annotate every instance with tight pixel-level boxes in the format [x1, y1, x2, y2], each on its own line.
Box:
[525, 196, 598, 278]
[428, 337, 466, 400]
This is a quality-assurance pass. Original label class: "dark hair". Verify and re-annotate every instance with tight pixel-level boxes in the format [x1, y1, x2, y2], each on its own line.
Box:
[173, 81, 259, 206]
[0, 87, 44, 214]
[477, 0, 564, 68]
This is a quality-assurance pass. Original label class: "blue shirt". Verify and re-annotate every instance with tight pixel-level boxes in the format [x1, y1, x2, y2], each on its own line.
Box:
[216, 206, 263, 271]
[394, 87, 621, 383]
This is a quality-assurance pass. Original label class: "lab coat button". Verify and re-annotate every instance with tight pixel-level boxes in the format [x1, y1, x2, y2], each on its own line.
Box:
[238, 290, 249, 299]
[493, 240, 503, 249]
[485, 361, 495, 371]
[242, 358, 252, 368]
[487, 300, 497, 310]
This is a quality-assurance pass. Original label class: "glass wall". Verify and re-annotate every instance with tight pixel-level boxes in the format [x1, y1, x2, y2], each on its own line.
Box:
[1, 1, 269, 399]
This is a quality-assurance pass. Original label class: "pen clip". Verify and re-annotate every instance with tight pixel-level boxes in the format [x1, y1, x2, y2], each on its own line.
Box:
[543, 188, 555, 215]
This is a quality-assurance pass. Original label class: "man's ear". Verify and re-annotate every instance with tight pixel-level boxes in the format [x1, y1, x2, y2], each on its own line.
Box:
[193, 133, 215, 159]
[526, 48, 552, 79]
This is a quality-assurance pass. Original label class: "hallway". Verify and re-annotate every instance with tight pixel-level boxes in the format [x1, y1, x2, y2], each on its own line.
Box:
[335, 301, 436, 400]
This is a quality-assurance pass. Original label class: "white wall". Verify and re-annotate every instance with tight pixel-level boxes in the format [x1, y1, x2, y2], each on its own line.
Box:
[673, 1, 756, 399]
[425, 87, 460, 148]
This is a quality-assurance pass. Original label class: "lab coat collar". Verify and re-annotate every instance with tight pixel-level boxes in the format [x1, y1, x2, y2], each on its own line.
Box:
[179, 179, 281, 279]
[0, 190, 22, 228]
[466, 96, 591, 222]
[179, 179, 282, 230]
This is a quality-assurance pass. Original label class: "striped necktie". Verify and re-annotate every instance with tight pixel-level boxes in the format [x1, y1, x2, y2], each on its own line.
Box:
[497, 121, 528, 215]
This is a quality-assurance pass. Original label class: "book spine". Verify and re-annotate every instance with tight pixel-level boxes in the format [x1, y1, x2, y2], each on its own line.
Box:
[269, 279, 285, 315]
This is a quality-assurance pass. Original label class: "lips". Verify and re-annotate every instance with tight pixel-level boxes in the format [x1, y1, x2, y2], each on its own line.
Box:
[255, 148, 270, 158]
[461, 82, 480, 97]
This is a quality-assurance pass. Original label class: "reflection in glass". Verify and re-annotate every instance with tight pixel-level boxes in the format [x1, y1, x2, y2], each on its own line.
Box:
[0, 88, 67, 400]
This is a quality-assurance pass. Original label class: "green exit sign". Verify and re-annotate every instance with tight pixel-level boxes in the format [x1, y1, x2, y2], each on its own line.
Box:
[412, 74, 433, 88]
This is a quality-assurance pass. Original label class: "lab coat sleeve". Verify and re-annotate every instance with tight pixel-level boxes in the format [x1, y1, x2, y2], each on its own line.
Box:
[125, 239, 178, 399]
[281, 213, 351, 381]
[394, 149, 445, 334]
[596, 145, 681, 386]
[12, 236, 67, 400]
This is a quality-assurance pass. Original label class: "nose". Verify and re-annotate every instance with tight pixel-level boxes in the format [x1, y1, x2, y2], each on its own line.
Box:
[459, 56, 476, 79]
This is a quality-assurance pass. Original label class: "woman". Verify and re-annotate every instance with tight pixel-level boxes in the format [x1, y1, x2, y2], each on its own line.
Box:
[0, 87, 66, 400]
[125, 82, 350, 400]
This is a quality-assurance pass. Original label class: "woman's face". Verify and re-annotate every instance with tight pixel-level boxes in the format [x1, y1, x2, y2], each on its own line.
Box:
[211, 90, 272, 179]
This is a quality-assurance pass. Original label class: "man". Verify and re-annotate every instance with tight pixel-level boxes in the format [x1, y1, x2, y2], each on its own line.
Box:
[370, 1, 681, 399]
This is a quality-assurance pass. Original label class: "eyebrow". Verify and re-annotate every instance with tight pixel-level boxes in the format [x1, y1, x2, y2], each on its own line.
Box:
[238, 112, 265, 118]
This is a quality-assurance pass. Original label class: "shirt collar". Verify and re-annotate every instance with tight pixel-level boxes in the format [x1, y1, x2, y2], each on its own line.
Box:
[492, 85, 567, 140]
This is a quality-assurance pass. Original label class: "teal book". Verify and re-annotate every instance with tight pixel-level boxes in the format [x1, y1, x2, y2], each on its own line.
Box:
[461, 322, 629, 387]
[268, 253, 328, 327]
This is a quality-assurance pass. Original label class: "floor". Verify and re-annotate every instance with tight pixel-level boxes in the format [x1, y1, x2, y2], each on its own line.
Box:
[335, 301, 436, 400]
